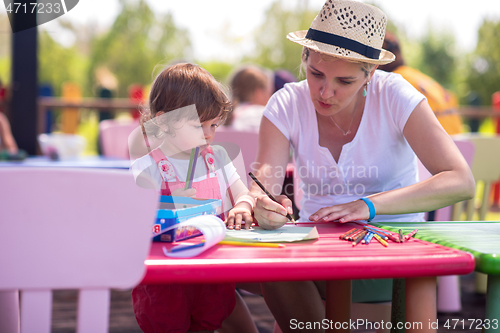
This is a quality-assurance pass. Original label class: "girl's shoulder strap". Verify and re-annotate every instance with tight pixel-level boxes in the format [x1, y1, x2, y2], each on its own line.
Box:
[200, 145, 216, 173]
[149, 147, 177, 182]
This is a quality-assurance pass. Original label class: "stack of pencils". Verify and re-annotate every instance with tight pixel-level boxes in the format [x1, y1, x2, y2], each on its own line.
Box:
[339, 225, 418, 247]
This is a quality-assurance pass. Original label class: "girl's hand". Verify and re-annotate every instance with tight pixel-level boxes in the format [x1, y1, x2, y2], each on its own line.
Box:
[171, 187, 197, 198]
[225, 202, 253, 230]
[309, 199, 370, 223]
[253, 194, 293, 230]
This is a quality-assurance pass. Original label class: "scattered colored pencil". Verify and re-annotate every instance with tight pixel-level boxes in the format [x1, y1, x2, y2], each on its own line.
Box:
[362, 231, 375, 244]
[218, 240, 285, 248]
[352, 230, 368, 246]
[404, 229, 418, 241]
[340, 228, 358, 240]
[373, 233, 388, 247]
[362, 226, 388, 240]
[399, 229, 405, 243]
[185, 146, 200, 190]
[346, 229, 362, 241]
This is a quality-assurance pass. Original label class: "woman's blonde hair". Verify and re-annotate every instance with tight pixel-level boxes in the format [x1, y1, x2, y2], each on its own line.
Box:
[300, 47, 376, 78]
[141, 63, 231, 137]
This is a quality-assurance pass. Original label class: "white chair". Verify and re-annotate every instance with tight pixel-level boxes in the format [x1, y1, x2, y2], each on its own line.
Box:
[0, 168, 158, 333]
[458, 134, 500, 221]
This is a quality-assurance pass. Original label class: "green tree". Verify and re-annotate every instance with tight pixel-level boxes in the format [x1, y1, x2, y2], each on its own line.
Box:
[88, 0, 192, 97]
[464, 19, 500, 105]
[38, 31, 89, 96]
[247, 1, 317, 77]
[415, 27, 457, 90]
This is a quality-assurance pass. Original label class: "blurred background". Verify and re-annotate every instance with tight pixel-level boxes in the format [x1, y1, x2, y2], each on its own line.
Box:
[0, 0, 499, 156]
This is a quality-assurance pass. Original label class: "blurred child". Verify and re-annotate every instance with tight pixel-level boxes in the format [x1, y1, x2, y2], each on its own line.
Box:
[225, 65, 273, 132]
[131, 63, 257, 333]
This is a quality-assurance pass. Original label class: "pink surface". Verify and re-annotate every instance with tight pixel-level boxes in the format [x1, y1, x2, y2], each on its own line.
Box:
[142, 223, 475, 284]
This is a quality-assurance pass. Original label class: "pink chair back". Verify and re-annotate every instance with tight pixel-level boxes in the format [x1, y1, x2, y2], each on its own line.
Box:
[0, 168, 158, 333]
[99, 119, 140, 159]
[215, 129, 259, 185]
[418, 138, 475, 221]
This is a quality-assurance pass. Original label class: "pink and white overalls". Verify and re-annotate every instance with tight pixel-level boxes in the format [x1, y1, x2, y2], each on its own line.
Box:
[132, 146, 236, 333]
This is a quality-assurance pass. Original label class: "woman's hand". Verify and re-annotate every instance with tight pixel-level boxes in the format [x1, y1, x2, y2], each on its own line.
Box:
[253, 194, 293, 230]
[309, 199, 370, 223]
[225, 202, 253, 230]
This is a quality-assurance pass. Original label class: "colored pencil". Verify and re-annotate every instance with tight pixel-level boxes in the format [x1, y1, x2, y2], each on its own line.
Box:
[218, 240, 286, 248]
[340, 228, 358, 240]
[348, 229, 364, 241]
[404, 229, 418, 241]
[362, 226, 388, 240]
[399, 229, 405, 243]
[352, 230, 367, 246]
[373, 233, 388, 247]
[185, 146, 200, 190]
[249, 172, 296, 225]
[362, 231, 375, 244]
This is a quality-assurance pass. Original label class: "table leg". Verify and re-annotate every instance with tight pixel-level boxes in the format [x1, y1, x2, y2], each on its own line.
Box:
[0, 290, 19, 333]
[325, 279, 352, 333]
[391, 279, 405, 333]
[405, 277, 437, 333]
[485, 274, 500, 332]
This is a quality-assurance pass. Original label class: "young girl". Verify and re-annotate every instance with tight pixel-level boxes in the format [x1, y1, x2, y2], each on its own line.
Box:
[131, 63, 256, 333]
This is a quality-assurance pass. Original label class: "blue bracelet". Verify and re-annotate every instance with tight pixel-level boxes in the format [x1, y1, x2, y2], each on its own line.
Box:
[359, 197, 375, 222]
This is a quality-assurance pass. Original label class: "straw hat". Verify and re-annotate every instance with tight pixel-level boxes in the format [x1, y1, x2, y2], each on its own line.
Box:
[287, 0, 395, 65]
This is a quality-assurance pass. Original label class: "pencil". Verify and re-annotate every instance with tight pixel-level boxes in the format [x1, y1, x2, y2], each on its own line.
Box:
[340, 228, 358, 240]
[399, 229, 405, 243]
[218, 240, 286, 248]
[347, 229, 363, 241]
[373, 233, 388, 247]
[248, 172, 296, 225]
[362, 231, 375, 244]
[352, 230, 367, 246]
[362, 226, 388, 240]
[185, 146, 200, 190]
[404, 229, 418, 241]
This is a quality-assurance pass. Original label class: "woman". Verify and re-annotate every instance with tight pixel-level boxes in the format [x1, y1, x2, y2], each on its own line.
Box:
[250, 0, 475, 331]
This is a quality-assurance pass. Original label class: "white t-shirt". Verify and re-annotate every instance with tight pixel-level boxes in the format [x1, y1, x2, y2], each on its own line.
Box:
[131, 145, 240, 212]
[230, 103, 266, 133]
[263, 70, 426, 222]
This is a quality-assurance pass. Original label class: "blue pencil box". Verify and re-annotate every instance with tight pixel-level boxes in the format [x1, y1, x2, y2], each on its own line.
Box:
[152, 196, 222, 243]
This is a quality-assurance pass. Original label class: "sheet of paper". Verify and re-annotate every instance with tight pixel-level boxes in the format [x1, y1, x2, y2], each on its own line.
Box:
[224, 225, 319, 243]
[162, 215, 226, 258]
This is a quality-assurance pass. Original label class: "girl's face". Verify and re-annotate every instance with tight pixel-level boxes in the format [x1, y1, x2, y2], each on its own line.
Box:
[306, 51, 369, 117]
[163, 116, 221, 156]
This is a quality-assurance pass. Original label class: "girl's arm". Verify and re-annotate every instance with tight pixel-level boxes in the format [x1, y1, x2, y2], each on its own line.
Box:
[310, 99, 475, 222]
[225, 178, 254, 230]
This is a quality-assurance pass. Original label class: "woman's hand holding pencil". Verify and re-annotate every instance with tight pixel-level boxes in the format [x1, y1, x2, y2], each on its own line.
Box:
[249, 172, 296, 230]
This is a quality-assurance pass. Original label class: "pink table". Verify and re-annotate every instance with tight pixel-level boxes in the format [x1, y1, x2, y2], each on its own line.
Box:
[143, 223, 475, 332]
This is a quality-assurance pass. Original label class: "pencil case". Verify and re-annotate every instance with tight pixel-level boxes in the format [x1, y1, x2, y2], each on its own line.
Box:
[152, 196, 222, 243]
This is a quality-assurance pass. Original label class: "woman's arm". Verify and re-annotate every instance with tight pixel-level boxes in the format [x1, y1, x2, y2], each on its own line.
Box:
[310, 99, 475, 222]
[250, 116, 293, 229]
[371, 98, 475, 214]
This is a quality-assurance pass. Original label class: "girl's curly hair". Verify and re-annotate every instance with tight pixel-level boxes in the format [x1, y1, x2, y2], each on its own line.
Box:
[141, 63, 232, 138]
